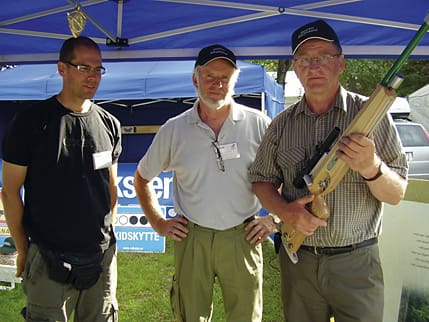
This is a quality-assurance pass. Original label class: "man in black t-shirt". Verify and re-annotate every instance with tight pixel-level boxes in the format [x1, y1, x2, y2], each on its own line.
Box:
[2, 36, 121, 322]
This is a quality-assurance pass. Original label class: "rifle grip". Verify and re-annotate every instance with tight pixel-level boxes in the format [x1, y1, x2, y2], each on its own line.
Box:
[280, 194, 330, 254]
[310, 194, 330, 220]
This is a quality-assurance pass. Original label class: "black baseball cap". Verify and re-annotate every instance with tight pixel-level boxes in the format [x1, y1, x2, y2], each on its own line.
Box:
[291, 20, 342, 54]
[195, 44, 237, 68]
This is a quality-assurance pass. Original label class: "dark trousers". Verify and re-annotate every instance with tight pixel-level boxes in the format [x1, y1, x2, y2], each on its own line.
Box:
[279, 243, 384, 322]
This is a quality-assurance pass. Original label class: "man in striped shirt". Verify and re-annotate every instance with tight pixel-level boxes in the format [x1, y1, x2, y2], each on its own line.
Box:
[249, 19, 408, 322]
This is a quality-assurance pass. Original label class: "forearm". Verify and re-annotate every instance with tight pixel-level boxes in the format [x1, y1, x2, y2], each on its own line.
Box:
[109, 164, 119, 225]
[2, 189, 28, 254]
[1, 161, 28, 254]
[110, 186, 118, 227]
[364, 161, 407, 204]
[252, 182, 288, 218]
[134, 171, 165, 232]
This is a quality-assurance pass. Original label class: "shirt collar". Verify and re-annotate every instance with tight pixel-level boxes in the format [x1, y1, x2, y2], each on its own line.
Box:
[293, 86, 348, 118]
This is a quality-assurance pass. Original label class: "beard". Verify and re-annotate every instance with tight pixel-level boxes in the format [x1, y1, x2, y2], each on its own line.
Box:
[196, 83, 233, 111]
[199, 95, 229, 110]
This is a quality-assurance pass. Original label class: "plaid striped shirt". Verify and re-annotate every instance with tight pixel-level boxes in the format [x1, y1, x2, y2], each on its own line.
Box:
[249, 87, 408, 247]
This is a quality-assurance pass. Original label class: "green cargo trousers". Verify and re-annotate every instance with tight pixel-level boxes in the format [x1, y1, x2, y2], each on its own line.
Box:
[170, 221, 263, 322]
[22, 243, 118, 322]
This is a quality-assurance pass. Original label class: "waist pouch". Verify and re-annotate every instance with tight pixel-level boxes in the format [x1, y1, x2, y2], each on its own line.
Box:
[39, 246, 103, 290]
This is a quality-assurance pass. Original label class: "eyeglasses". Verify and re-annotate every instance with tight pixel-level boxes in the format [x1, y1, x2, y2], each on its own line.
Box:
[65, 62, 106, 75]
[293, 54, 341, 68]
[211, 140, 225, 172]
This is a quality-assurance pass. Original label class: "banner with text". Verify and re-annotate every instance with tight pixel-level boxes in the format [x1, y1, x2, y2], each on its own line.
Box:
[116, 163, 177, 252]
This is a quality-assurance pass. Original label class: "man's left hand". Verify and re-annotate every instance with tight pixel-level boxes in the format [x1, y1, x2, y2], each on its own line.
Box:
[336, 133, 378, 175]
[244, 216, 278, 245]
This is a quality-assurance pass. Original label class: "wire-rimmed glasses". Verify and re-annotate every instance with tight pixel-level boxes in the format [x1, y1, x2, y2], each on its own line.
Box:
[293, 53, 341, 68]
[211, 140, 225, 172]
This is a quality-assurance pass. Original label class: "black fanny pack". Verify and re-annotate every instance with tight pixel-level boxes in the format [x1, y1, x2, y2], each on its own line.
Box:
[39, 246, 103, 290]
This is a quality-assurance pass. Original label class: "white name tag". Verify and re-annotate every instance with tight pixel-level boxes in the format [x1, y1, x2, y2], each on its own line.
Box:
[219, 143, 240, 160]
[92, 150, 112, 170]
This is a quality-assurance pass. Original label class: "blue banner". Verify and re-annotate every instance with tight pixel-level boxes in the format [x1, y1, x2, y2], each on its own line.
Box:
[0, 162, 175, 253]
[116, 163, 176, 252]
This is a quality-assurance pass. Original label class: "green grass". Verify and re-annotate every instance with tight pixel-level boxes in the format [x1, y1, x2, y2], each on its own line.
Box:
[0, 240, 283, 321]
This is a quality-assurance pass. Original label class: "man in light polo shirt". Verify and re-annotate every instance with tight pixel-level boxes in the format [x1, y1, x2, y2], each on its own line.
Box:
[134, 44, 275, 321]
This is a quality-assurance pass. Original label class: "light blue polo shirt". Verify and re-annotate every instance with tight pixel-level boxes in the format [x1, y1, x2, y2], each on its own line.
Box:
[137, 100, 271, 230]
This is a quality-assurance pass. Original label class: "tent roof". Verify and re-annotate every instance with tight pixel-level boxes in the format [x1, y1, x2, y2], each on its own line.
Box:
[1, 1, 428, 64]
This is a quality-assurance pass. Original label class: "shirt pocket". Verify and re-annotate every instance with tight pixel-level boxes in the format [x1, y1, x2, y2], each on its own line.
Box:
[277, 146, 308, 185]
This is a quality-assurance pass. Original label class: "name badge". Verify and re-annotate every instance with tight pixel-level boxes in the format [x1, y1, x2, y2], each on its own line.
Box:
[219, 143, 240, 160]
[93, 150, 112, 170]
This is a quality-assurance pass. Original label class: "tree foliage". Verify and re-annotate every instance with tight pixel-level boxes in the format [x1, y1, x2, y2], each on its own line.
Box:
[341, 59, 429, 97]
[248, 59, 429, 97]
[249, 60, 279, 72]
[340, 59, 392, 96]
[398, 60, 429, 96]
[405, 291, 429, 322]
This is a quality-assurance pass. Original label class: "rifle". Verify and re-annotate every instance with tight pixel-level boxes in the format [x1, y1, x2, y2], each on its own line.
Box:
[293, 127, 341, 189]
[281, 13, 429, 264]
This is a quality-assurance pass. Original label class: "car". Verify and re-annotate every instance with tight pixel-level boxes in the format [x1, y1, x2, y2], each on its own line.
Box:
[394, 118, 429, 180]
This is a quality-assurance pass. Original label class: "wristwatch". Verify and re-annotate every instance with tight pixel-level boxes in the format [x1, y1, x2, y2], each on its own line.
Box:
[362, 161, 384, 181]
[270, 214, 282, 232]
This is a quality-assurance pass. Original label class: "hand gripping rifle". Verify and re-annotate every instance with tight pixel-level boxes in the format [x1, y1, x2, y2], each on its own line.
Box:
[281, 13, 429, 264]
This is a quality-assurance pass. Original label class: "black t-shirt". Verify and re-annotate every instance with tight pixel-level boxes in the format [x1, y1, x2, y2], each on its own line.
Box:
[2, 96, 122, 253]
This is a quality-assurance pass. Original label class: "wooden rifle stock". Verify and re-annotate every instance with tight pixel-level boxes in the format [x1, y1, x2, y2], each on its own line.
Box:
[281, 14, 429, 261]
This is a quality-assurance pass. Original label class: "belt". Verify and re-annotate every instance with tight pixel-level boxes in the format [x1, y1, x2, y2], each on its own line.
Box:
[300, 237, 378, 256]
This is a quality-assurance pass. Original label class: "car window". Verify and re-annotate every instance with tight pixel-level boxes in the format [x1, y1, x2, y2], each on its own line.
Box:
[396, 124, 429, 147]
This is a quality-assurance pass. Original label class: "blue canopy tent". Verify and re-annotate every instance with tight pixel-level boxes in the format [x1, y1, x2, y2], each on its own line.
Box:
[0, 60, 283, 106]
[0, 60, 284, 162]
[0, 0, 428, 65]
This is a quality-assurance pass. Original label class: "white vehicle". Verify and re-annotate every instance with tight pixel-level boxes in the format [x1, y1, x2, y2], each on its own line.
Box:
[394, 118, 429, 180]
